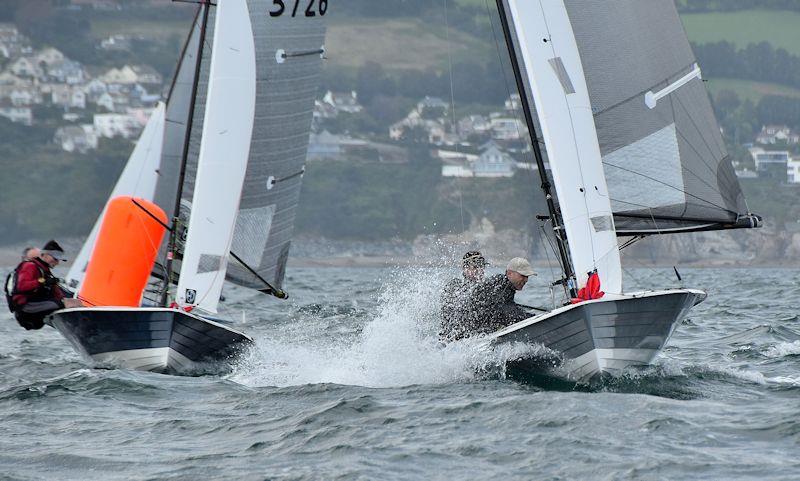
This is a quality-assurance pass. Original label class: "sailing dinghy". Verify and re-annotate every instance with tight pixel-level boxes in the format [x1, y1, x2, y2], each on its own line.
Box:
[49, 0, 327, 374]
[486, 0, 760, 383]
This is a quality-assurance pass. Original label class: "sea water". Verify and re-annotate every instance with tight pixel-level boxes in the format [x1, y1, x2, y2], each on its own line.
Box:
[1, 266, 798, 480]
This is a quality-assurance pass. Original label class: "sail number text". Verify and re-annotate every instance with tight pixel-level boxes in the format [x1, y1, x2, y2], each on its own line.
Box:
[270, 0, 328, 17]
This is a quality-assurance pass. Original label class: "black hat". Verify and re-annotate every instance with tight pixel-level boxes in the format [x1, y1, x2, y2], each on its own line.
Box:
[41, 239, 67, 261]
[462, 250, 487, 268]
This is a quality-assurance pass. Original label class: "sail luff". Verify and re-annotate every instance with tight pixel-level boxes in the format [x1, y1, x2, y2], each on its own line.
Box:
[502, 0, 622, 293]
[65, 102, 166, 290]
[175, 0, 256, 313]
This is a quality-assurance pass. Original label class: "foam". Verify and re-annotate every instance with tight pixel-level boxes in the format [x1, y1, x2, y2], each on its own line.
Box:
[229, 265, 540, 388]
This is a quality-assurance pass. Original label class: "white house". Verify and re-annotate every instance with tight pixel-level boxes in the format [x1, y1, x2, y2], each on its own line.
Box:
[458, 115, 492, 137]
[308, 130, 343, 160]
[0, 101, 32, 125]
[35, 47, 65, 67]
[9, 57, 43, 79]
[47, 59, 86, 84]
[51, 85, 87, 109]
[93, 113, 139, 138]
[9, 87, 40, 106]
[322, 90, 363, 115]
[55, 124, 99, 153]
[473, 144, 515, 177]
[787, 157, 800, 184]
[756, 125, 800, 145]
[490, 116, 527, 141]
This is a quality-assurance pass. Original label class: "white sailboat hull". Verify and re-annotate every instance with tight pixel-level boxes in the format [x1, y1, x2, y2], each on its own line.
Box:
[491, 289, 705, 383]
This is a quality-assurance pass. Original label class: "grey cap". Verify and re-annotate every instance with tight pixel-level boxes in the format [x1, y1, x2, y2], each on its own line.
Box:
[506, 257, 536, 277]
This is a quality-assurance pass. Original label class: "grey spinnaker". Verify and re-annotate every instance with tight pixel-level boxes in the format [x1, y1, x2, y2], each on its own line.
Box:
[563, 0, 750, 235]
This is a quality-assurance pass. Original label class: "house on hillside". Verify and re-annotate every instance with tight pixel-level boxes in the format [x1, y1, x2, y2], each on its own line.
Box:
[47, 59, 86, 85]
[9, 87, 41, 107]
[756, 125, 800, 145]
[504, 93, 522, 112]
[54, 125, 98, 153]
[0, 100, 32, 125]
[101, 65, 161, 85]
[473, 143, 515, 177]
[416, 96, 448, 118]
[36, 47, 65, 67]
[321, 91, 363, 115]
[51, 85, 87, 109]
[490, 115, 527, 141]
[93, 113, 139, 138]
[787, 157, 800, 184]
[750, 147, 790, 182]
[9, 57, 44, 79]
[458, 115, 491, 137]
[308, 130, 343, 160]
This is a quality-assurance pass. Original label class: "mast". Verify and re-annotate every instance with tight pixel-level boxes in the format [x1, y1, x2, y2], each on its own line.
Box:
[494, 0, 576, 294]
[161, 0, 212, 307]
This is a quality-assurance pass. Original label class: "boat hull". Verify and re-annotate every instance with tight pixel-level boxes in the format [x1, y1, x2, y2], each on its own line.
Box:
[492, 289, 704, 383]
[47, 307, 254, 375]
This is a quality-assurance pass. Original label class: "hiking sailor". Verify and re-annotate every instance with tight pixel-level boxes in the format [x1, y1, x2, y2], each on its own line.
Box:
[5, 240, 83, 330]
[467, 257, 537, 336]
[440, 251, 488, 341]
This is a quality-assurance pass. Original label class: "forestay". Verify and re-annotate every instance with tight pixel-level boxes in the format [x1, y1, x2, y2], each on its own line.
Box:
[176, 0, 257, 313]
[562, 0, 753, 235]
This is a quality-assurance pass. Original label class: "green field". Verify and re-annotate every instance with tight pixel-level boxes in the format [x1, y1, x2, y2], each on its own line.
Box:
[681, 10, 800, 56]
[327, 17, 492, 70]
[705, 77, 800, 103]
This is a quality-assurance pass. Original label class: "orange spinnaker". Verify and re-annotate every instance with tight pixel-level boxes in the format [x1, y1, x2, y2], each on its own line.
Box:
[79, 196, 167, 307]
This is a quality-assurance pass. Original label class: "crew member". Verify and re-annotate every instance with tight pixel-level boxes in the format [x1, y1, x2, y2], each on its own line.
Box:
[440, 250, 487, 341]
[467, 257, 537, 336]
[6, 240, 82, 330]
[21, 246, 40, 261]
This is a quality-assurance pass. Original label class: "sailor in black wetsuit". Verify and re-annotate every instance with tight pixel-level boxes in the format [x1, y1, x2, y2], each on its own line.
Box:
[466, 257, 537, 336]
[439, 251, 487, 341]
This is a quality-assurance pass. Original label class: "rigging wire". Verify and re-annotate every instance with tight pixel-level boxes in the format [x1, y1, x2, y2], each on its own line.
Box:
[442, 0, 466, 238]
[483, 0, 567, 276]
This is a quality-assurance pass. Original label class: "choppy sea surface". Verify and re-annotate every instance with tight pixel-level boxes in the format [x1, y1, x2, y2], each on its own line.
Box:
[1, 265, 798, 480]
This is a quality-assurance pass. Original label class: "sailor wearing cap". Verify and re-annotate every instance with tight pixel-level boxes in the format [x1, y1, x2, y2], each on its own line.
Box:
[439, 251, 488, 341]
[5, 240, 83, 330]
[464, 257, 537, 337]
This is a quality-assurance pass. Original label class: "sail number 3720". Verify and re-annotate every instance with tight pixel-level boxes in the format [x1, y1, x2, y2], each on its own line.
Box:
[269, 0, 328, 17]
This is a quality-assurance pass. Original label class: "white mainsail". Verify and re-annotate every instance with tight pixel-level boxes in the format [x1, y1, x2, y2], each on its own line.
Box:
[65, 102, 166, 290]
[176, 0, 257, 313]
[502, 0, 622, 294]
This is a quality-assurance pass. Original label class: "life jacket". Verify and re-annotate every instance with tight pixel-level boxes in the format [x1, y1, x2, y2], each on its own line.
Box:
[4, 260, 48, 313]
[571, 271, 605, 304]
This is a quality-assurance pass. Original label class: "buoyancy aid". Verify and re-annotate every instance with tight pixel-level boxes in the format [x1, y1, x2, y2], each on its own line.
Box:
[5, 259, 59, 312]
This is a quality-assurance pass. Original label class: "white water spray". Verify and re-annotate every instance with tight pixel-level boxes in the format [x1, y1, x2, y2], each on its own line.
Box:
[229, 264, 540, 389]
